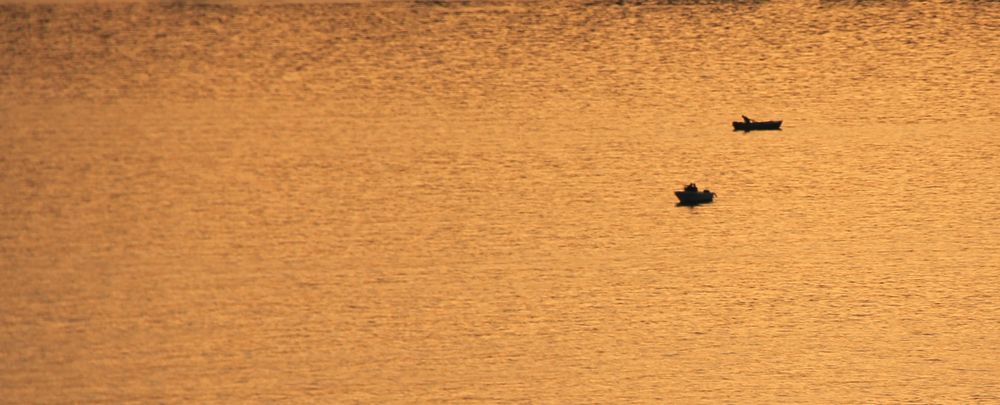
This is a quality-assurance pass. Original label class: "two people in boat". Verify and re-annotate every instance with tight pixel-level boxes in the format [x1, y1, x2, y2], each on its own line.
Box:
[684, 183, 712, 194]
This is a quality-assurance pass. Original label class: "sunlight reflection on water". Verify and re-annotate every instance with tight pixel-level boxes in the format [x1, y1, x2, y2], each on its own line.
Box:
[1, 1, 999, 403]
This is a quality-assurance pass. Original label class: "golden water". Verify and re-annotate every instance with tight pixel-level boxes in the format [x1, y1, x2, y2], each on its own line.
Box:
[2, 0, 999, 402]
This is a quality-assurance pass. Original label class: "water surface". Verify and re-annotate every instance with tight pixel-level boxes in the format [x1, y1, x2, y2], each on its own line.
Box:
[1, 0, 999, 403]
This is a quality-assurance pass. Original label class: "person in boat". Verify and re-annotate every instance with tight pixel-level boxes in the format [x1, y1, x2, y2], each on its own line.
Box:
[685, 183, 698, 192]
[742, 115, 752, 124]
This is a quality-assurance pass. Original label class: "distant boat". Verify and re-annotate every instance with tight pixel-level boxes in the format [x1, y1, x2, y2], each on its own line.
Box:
[733, 120, 782, 131]
[675, 183, 715, 205]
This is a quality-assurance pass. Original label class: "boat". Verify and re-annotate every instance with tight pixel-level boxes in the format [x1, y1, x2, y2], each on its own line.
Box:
[675, 183, 715, 205]
[733, 120, 782, 131]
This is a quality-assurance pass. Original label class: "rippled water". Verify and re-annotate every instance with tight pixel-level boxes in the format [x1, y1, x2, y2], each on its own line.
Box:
[2, 0, 999, 403]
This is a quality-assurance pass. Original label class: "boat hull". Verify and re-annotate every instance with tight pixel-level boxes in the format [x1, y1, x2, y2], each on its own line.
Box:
[733, 120, 782, 131]
[675, 191, 715, 204]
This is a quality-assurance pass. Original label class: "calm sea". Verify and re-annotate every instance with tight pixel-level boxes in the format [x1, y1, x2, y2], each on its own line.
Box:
[2, 0, 999, 403]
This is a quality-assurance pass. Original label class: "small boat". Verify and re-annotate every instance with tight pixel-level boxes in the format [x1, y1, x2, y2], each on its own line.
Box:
[675, 183, 715, 205]
[733, 120, 782, 131]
